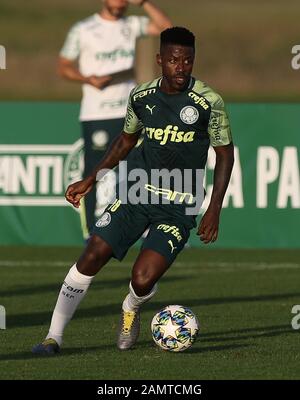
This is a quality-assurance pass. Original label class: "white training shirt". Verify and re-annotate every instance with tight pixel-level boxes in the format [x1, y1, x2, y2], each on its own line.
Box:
[60, 14, 149, 121]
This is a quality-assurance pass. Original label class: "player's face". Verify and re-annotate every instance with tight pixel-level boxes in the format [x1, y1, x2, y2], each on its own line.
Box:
[157, 44, 195, 93]
[103, 0, 128, 18]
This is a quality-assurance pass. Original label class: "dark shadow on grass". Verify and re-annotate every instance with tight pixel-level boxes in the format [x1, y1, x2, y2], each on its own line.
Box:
[0, 275, 186, 298]
[141, 342, 252, 354]
[0, 346, 105, 362]
[135, 341, 251, 354]
[7, 303, 122, 328]
[162, 293, 300, 307]
[7, 292, 300, 328]
[200, 324, 298, 343]
[0, 341, 250, 362]
[186, 343, 251, 354]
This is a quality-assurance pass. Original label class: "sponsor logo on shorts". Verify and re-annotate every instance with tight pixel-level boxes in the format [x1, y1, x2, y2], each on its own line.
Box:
[157, 224, 183, 242]
[95, 212, 111, 227]
[168, 240, 177, 254]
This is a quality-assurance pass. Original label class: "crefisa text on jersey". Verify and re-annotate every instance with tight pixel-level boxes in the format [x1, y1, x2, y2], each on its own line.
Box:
[97, 383, 202, 397]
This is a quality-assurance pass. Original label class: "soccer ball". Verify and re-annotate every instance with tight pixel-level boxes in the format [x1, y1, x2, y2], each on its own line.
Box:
[151, 305, 199, 352]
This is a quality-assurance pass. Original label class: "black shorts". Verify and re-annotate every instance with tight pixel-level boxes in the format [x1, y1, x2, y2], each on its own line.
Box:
[92, 200, 195, 265]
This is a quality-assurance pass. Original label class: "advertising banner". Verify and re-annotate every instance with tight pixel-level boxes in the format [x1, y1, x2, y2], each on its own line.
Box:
[0, 102, 299, 247]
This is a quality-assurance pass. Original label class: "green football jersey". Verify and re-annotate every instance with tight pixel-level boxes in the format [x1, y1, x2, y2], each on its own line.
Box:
[122, 76, 232, 207]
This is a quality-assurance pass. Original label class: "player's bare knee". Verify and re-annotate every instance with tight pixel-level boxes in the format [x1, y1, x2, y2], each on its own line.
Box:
[132, 270, 155, 296]
[77, 235, 112, 275]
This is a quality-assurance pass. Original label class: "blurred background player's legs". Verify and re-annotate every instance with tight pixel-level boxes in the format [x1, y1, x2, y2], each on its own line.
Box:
[81, 118, 124, 238]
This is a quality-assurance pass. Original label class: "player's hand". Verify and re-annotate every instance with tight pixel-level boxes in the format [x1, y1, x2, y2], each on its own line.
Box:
[86, 75, 112, 90]
[197, 206, 220, 244]
[65, 177, 95, 208]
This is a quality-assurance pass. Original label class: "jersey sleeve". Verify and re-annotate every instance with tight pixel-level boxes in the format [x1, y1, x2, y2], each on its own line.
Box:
[208, 95, 232, 147]
[59, 23, 81, 60]
[123, 90, 144, 134]
[129, 16, 150, 39]
[138, 16, 150, 37]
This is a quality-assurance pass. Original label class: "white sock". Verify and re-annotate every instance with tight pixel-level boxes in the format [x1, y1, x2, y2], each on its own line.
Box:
[46, 264, 94, 346]
[122, 281, 158, 312]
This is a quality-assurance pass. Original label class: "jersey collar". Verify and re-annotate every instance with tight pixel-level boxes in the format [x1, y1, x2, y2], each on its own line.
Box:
[94, 13, 125, 25]
[157, 76, 195, 94]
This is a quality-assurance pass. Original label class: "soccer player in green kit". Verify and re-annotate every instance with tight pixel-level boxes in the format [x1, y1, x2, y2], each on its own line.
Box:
[32, 27, 234, 355]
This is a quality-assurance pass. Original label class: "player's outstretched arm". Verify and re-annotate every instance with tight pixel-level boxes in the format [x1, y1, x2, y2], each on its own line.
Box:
[128, 0, 172, 35]
[198, 143, 234, 244]
[65, 131, 140, 208]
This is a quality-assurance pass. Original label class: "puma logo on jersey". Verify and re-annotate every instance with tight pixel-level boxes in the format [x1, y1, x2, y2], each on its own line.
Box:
[144, 125, 195, 145]
[168, 240, 177, 254]
[146, 104, 156, 114]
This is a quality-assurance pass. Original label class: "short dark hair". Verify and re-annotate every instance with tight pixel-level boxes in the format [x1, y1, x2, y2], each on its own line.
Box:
[160, 27, 195, 51]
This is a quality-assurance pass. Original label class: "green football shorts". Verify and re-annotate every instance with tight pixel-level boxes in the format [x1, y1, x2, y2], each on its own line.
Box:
[92, 199, 196, 264]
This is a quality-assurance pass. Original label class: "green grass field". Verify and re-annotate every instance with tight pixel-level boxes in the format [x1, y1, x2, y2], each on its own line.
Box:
[0, 246, 299, 380]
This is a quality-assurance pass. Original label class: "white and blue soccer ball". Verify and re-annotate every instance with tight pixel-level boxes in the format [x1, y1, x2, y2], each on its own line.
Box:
[151, 305, 199, 352]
